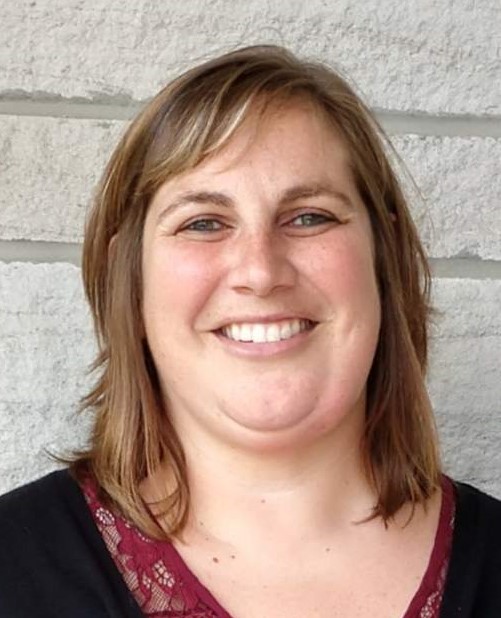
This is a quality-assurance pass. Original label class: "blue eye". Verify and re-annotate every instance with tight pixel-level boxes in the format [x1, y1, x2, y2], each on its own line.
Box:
[183, 219, 224, 232]
[289, 213, 332, 227]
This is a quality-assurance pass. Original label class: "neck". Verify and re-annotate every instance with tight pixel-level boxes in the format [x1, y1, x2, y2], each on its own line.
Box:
[144, 408, 377, 552]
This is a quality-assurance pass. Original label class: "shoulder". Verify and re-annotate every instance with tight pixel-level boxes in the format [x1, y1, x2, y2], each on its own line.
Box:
[0, 470, 139, 617]
[0, 469, 94, 572]
[441, 479, 501, 617]
[453, 480, 501, 526]
[0, 468, 74, 506]
[0, 469, 83, 533]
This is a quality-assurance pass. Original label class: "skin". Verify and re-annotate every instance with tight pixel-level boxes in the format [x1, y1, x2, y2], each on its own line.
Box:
[140, 100, 441, 618]
[142, 100, 380, 454]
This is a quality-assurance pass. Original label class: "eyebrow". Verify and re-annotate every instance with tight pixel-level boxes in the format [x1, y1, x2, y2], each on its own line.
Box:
[156, 182, 353, 225]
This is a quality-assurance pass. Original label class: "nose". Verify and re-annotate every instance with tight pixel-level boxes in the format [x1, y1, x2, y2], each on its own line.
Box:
[226, 229, 297, 297]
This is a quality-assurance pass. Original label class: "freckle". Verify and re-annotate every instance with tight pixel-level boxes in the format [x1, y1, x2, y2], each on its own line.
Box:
[260, 499, 266, 504]
[325, 547, 331, 552]
[231, 555, 236, 560]
[212, 557, 219, 563]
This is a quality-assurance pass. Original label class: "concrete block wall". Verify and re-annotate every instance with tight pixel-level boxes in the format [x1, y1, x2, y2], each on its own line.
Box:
[1, 0, 500, 495]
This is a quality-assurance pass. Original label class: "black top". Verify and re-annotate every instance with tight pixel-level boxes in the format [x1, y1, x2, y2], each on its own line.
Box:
[0, 470, 499, 617]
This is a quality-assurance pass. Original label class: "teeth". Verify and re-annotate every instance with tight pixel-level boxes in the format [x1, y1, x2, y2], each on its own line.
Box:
[266, 324, 281, 342]
[222, 319, 312, 343]
[239, 324, 252, 342]
[252, 324, 266, 343]
[230, 324, 240, 340]
[280, 322, 292, 339]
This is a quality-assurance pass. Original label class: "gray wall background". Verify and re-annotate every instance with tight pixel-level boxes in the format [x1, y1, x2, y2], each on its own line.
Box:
[0, 0, 500, 496]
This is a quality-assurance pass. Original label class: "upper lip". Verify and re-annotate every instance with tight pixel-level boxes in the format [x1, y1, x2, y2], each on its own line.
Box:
[213, 314, 318, 330]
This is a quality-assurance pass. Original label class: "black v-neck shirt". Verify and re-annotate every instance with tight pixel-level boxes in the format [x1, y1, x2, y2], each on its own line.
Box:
[0, 470, 500, 617]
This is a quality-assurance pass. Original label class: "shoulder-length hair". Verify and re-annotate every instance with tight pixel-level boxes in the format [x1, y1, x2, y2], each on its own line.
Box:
[72, 44, 440, 538]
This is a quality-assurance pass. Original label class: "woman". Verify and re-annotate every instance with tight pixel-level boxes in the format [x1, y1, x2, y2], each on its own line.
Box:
[0, 45, 499, 617]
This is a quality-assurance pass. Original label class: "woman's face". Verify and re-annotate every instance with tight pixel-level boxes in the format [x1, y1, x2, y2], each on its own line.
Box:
[141, 100, 381, 452]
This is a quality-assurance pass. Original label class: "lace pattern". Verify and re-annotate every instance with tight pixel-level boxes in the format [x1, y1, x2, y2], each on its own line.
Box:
[417, 558, 451, 618]
[82, 477, 218, 617]
[82, 476, 454, 618]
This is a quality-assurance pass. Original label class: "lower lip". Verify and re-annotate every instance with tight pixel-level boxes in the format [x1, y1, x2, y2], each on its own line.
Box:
[213, 326, 317, 358]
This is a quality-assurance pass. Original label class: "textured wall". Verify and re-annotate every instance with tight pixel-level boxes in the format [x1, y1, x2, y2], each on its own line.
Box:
[1, 0, 500, 496]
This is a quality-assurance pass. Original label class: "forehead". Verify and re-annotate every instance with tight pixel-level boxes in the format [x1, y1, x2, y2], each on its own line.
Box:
[151, 98, 356, 206]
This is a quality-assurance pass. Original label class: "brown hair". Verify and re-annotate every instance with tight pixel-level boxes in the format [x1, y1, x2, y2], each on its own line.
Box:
[72, 44, 441, 538]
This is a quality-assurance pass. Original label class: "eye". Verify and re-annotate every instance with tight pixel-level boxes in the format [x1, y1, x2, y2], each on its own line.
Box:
[180, 218, 226, 233]
[287, 212, 338, 227]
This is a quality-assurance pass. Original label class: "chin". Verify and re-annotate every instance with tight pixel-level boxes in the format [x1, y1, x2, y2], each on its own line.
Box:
[218, 391, 363, 450]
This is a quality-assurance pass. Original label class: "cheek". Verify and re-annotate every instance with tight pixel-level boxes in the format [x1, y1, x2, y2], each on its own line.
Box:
[143, 241, 222, 326]
[301, 232, 378, 304]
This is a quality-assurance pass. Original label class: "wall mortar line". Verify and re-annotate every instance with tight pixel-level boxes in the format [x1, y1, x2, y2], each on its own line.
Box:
[1, 98, 501, 137]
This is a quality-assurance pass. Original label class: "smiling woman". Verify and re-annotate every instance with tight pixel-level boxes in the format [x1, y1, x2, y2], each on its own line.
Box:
[1, 45, 500, 618]
[141, 99, 381, 445]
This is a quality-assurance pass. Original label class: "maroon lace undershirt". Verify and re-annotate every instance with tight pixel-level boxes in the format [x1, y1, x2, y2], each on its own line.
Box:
[81, 476, 455, 618]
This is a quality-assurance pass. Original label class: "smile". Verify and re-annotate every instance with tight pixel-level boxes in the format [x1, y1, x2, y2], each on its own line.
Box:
[220, 319, 316, 343]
